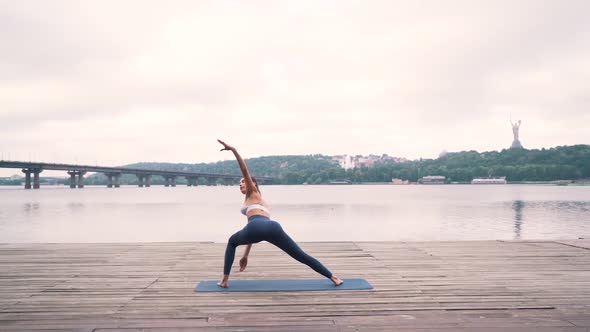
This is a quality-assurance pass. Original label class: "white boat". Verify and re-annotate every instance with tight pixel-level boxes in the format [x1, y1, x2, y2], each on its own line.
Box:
[471, 177, 507, 184]
[328, 180, 352, 185]
[419, 176, 446, 184]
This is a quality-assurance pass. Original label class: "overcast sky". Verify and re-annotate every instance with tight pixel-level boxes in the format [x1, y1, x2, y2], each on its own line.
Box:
[1, 0, 589, 176]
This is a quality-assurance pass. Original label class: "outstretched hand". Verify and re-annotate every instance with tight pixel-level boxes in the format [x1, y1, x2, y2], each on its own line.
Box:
[239, 256, 248, 272]
[217, 139, 234, 152]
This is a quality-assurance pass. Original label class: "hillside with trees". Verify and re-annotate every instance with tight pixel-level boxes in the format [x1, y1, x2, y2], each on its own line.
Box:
[85, 145, 590, 185]
[4, 145, 588, 186]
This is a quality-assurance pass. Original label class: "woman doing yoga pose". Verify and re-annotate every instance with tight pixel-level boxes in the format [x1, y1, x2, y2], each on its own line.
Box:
[216, 139, 343, 288]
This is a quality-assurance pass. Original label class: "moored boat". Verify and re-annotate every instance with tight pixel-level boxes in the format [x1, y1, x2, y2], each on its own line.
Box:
[471, 177, 507, 184]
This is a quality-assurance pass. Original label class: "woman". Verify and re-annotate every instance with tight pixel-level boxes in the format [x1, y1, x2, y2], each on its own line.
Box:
[217, 139, 343, 288]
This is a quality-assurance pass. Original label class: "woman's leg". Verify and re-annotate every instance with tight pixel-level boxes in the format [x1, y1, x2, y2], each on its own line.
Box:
[223, 230, 249, 275]
[267, 222, 334, 279]
[219, 229, 250, 287]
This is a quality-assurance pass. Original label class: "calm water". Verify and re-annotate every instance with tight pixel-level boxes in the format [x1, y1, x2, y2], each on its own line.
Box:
[0, 185, 589, 243]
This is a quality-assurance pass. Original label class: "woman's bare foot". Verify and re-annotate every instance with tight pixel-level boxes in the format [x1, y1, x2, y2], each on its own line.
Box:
[331, 275, 343, 286]
[217, 275, 229, 288]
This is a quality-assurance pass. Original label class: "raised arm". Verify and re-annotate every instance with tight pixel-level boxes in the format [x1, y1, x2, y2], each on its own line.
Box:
[217, 139, 258, 196]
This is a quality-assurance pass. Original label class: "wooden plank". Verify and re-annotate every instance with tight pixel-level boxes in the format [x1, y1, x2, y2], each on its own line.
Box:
[0, 240, 589, 330]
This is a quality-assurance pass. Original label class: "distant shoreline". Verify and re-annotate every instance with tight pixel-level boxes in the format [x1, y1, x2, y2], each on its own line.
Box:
[1, 182, 590, 187]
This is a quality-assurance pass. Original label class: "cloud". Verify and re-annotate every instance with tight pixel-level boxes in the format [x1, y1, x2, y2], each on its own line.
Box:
[1, 0, 589, 175]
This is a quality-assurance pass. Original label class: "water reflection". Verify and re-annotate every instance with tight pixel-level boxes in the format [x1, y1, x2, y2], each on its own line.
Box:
[23, 202, 40, 213]
[550, 201, 590, 212]
[512, 200, 524, 240]
[516, 201, 590, 212]
[2, 185, 590, 243]
[67, 202, 85, 210]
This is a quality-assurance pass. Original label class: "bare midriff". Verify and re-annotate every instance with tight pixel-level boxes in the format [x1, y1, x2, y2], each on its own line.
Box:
[247, 209, 270, 218]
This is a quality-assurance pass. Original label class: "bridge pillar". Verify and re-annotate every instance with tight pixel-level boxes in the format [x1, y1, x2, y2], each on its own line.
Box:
[67, 171, 86, 188]
[114, 174, 121, 188]
[21, 169, 42, 189]
[164, 176, 177, 187]
[144, 175, 151, 187]
[77, 171, 86, 188]
[67, 171, 77, 188]
[137, 175, 144, 187]
[33, 169, 42, 189]
[186, 177, 196, 187]
[21, 169, 32, 189]
[106, 174, 113, 188]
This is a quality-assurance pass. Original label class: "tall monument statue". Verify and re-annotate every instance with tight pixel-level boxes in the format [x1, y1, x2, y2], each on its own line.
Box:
[510, 119, 523, 149]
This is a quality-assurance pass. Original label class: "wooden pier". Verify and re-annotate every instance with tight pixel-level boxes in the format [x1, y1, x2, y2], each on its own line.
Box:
[1, 240, 589, 331]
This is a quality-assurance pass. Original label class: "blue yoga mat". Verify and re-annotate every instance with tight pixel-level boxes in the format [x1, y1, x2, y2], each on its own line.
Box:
[194, 278, 373, 292]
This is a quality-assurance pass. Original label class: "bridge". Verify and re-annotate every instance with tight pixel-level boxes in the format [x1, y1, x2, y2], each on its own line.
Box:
[0, 161, 274, 189]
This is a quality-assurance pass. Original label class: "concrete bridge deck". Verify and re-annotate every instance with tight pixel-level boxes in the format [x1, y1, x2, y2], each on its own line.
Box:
[1, 240, 589, 331]
[0, 160, 274, 189]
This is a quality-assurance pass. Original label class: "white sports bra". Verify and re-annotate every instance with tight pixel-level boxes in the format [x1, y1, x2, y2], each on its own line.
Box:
[241, 203, 270, 216]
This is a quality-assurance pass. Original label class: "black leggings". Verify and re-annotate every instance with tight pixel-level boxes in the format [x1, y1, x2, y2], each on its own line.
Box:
[223, 215, 333, 278]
